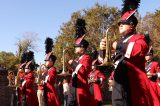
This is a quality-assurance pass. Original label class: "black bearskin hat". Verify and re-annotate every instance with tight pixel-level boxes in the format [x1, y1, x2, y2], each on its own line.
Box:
[74, 18, 89, 49]
[44, 37, 57, 62]
[74, 18, 86, 39]
[144, 31, 151, 45]
[25, 51, 35, 71]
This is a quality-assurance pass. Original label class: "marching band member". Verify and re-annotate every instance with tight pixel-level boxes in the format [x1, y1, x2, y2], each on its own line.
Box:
[14, 52, 26, 106]
[22, 51, 38, 106]
[145, 48, 160, 82]
[145, 48, 160, 101]
[41, 37, 60, 106]
[67, 18, 96, 106]
[99, 0, 160, 105]
[88, 59, 106, 106]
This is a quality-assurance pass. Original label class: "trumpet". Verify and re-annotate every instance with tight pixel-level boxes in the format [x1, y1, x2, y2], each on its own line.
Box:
[99, 28, 113, 66]
[58, 47, 71, 76]
[37, 64, 48, 84]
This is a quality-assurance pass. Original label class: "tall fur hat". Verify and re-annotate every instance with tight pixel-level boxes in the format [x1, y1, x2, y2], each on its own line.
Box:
[74, 18, 89, 49]
[44, 37, 57, 62]
[25, 51, 35, 71]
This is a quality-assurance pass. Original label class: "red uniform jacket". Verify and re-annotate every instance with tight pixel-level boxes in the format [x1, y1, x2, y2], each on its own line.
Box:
[17, 72, 25, 88]
[45, 66, 60, 106]
[73, 54, 96, 106]
[145, 61, 159, 75]
[145, 61, 160, 101]
[22, 72, 38, 106]
[123, 34, 160, 106]
[88, 70, 106, 102]
[100, 34, 160, 106]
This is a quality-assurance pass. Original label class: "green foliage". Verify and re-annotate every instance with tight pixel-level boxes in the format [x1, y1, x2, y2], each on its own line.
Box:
[0, 51, 19, 70]
[137, 9, 160, 61]
[53, 3, 120, 70]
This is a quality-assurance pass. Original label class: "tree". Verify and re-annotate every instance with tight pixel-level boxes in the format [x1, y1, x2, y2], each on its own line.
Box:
[137, 10, 160, 61]
[0, 51, 19, 70]
[53, 3, 120, 70]
[15, 32, 39, 59]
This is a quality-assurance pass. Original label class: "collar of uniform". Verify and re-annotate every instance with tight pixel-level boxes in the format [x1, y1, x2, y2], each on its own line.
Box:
[123, 34, 134, 43]
[146, 60, 152, 64]
[121, 32, 134, 43]
[78, 54, 85, 61]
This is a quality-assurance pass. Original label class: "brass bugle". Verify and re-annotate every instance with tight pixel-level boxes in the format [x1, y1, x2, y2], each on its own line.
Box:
[99, 28, 113, 66]
[58, 47, 71, 76]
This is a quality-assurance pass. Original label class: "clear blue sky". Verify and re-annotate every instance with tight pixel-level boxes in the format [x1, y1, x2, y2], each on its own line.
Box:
[0, 0, 159, 64]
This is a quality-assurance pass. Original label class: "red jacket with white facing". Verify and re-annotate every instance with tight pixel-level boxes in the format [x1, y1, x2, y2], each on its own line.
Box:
[88, 69, 106, 102]
[71, 54, 97, 106]
[44, 66, 60, 106]
[22, 72, 38, 106]
[99, 34, 160, 106]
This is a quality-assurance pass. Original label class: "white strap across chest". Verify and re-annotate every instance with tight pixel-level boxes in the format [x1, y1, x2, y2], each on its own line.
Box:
[22, 80, 26, 87]
[44, 68, 51, 83]
[125, 42, 135, 59]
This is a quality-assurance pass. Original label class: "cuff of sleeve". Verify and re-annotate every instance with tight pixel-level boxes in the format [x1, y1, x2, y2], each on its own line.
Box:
[100, 78, 103, 84]
[97, 78, 103, 84]
[157, 73, 160, 78]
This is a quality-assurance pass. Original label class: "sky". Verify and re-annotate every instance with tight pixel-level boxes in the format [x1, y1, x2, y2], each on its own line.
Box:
[0, 0, 160, 64]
